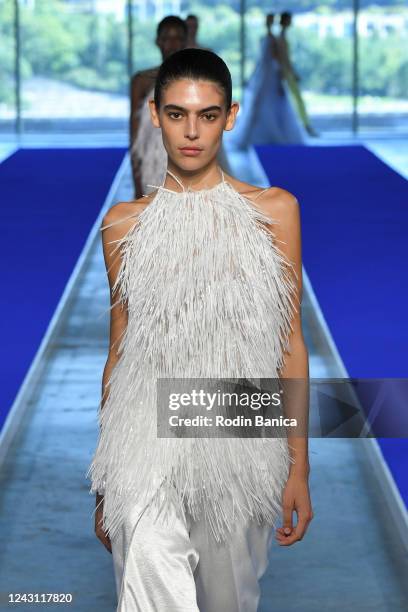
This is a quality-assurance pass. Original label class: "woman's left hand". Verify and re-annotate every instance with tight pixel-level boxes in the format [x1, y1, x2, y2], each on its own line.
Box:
[275, 472, 313, 546]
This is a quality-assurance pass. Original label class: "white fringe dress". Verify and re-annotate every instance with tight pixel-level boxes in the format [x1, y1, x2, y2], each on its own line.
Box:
[86, 167, 299, 548]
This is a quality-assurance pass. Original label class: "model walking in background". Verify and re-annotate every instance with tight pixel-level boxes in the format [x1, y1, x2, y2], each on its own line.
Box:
[231, 13, 307, 149]
[277, 11, 318, 137]
[129, 16, 187, 198]
[87, 48, 312, 611]
[185, 14, 211, 50]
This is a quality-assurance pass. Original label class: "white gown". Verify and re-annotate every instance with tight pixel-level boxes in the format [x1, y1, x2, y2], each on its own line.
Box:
[231, 35, 307, 148]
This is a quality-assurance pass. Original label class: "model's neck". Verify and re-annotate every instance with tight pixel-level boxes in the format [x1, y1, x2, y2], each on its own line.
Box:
[164, 162, 224, 193]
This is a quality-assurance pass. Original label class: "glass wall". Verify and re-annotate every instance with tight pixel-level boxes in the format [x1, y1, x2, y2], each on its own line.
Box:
[2, 0, 129, 133]
[0, 0, 16, 130]
[1, 0, 407, 135]
[359, 1, 408, 132]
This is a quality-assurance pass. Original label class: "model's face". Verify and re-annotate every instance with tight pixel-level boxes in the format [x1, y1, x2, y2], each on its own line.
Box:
[149, 78, 239, 171]
[156, 26, 186, 59]
[266, 14, 274, 28]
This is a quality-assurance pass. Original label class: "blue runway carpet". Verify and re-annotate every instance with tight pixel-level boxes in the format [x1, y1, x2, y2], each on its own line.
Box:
[0, 148, 126, 431]
[256, 143, 408, 507]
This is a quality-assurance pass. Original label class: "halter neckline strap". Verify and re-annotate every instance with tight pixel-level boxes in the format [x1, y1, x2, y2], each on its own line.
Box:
[145, 170, 271, 202]
[157, 167, 226, 195]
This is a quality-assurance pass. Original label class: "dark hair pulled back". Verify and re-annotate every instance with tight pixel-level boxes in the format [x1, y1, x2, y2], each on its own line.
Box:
[154, 48, 232, 111]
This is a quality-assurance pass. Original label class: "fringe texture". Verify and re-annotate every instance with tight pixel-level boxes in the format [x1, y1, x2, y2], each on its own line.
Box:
[86, 176, 300, 544]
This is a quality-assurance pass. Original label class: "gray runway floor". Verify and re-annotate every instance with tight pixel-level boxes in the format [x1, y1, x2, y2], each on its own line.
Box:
[0, 144, 407, 611]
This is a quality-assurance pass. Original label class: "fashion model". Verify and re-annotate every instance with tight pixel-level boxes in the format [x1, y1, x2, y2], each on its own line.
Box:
[130, 16, 232, 198]
[87, 47, 312, 611]
[130, 16, 187, 198]
[185, 14, 211, 51]
[276, 11, 318, 138]
[231, 14, 307, 149]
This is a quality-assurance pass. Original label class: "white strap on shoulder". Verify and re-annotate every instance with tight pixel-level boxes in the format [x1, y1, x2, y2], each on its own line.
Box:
[253, 187, 270, 202]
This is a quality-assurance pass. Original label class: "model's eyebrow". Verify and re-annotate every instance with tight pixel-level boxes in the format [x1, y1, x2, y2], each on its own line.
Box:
[163, 104, 222, 113]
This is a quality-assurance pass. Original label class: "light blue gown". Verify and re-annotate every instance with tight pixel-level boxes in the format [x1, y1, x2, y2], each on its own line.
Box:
[231, 35, 307, 148]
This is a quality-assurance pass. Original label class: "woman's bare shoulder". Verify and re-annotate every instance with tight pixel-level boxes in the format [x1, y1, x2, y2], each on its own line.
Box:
[249, 184, 301, 252]
[101, 192, 157, 237]
[227, 174, 298, 216]
[255, 187, 300, 239]
[255, 185, 299, 219]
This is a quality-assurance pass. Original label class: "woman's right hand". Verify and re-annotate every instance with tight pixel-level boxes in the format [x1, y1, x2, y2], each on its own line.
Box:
[95, 495, 112, 553]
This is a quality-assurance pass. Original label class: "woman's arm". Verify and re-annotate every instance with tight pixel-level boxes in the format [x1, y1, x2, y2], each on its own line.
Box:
[261, 188, 313, 546]
[272, 191, 309, 474]
[95, 202, 138, 552]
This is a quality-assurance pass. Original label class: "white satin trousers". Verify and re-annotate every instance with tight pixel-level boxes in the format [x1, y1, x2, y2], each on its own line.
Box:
[110, 483, 274, 612]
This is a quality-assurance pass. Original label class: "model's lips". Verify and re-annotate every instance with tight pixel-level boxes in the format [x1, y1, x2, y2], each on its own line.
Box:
[179, 147, 203, 157]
